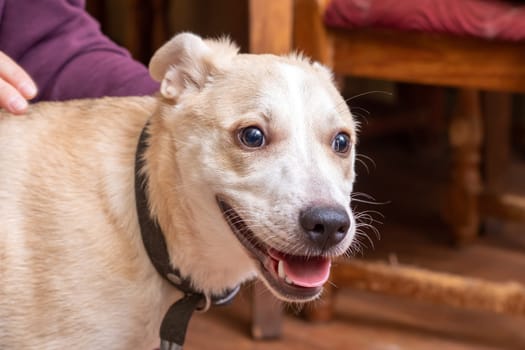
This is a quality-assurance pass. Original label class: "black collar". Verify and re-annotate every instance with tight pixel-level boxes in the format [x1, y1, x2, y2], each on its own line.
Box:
[134, 123, 239, 349]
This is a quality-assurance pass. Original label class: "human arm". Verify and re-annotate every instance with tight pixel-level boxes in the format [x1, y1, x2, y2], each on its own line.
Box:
[0, 0, 158, 105]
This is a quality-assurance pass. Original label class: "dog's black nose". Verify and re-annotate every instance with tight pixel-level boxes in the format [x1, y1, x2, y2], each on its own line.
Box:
[299, 205, 350, 249]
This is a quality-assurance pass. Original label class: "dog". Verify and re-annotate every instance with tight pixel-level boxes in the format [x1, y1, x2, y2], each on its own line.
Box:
[0, 32, 358, 349]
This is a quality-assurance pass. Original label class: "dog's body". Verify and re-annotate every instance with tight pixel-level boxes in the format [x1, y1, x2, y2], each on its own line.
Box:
[0, 33, 357, 349]
[0, 97, 175, 349]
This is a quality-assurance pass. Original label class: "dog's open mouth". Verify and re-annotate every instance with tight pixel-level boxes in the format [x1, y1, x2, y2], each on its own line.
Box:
[217, 197, 331, 301]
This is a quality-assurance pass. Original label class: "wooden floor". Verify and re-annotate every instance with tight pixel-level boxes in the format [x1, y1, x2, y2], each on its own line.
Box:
[186, 130, 525, 349]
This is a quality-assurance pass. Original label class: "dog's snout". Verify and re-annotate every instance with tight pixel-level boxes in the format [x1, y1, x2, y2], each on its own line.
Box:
[299, 205, 350, 249]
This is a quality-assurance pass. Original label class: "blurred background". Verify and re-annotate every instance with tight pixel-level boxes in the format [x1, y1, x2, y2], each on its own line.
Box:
[85, 1, 525, 349]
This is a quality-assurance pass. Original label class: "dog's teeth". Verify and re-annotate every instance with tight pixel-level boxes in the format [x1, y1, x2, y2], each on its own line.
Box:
[278, 260, 285, 279]
[277, 260, 295, 285]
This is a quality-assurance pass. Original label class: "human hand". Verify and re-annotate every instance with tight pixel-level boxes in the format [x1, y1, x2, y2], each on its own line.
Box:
[0, 52, 37, 114]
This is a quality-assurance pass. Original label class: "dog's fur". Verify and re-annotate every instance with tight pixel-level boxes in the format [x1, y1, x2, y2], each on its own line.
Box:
[0, 33, 357, 349]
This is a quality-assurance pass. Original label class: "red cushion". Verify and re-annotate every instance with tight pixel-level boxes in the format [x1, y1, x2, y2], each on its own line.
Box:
[324, 0, 525, 41]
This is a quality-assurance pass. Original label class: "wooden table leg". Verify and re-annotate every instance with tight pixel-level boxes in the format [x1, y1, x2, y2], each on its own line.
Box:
[443, 89, 483, 244]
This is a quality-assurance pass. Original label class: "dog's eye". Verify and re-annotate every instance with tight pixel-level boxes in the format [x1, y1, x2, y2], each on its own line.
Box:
[239, 126, 265, 148]
[332, 132, 351, 154]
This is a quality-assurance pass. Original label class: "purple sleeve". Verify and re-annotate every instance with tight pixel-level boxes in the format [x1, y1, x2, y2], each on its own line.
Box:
[0, 0, 159, 102]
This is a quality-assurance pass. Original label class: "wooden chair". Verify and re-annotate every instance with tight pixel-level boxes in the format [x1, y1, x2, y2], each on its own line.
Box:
[294, 0, 525, 244]
[249, 0, 525, 332]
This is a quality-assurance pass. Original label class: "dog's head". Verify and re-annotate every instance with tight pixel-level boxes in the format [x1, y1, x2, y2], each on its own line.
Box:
[148, 33, 357, 302]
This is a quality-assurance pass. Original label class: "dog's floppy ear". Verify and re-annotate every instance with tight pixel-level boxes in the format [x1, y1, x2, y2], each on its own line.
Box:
[149, 32, 239, 100]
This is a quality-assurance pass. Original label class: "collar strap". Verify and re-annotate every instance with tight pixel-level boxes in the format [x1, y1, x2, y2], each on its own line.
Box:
[134, 123, 239, 349]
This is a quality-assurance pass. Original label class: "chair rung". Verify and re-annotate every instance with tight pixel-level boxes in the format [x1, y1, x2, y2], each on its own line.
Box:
[333, 259, 525, 316]
[480, 192, 525, 223]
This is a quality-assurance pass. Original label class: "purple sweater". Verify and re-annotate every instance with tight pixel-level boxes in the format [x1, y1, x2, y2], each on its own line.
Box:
[0, 0, 159, 101]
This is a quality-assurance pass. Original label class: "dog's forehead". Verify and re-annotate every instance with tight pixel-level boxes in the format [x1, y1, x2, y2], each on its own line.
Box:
[266, 61, 327, 108]
[227, 55, 350, 122]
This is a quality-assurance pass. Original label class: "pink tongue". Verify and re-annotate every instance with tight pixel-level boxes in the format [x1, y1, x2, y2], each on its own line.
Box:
[280, 254, 331, 288]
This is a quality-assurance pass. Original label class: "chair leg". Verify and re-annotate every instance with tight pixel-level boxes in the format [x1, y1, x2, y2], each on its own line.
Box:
[443, 89, 484, 244]
[251, 283, 283, 339]
[483, 92, 512, 193]
[481, 92, 512, 232]
[248, 0, 293, 55]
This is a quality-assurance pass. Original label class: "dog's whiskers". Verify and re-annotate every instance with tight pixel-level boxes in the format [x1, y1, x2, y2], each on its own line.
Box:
[351, 192, 389, 207]
[181, 197, 366, 260]
[355, 153, 376, 174]
[326, 279, 337, 288]
[346, 90, 393, 102]
[350, 106, 370, 116]
[345, 239, 365, 257]
[355, 228, 377, 250]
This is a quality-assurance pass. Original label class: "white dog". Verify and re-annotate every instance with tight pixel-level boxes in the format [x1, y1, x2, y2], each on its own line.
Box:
[0, 33, 357, 349]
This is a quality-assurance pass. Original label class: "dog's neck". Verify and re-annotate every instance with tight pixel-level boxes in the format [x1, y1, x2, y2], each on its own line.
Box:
[138, 111, 257, 292]
[135, 125, 195, 295]
[134, 121, 239, 348]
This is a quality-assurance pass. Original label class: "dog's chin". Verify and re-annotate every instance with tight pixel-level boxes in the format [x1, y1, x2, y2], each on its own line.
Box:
[216, 196, 332, 302]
